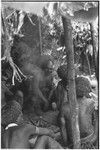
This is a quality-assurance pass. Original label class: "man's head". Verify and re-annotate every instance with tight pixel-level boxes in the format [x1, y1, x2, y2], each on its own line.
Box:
[75, 76, 92, 98]
[57, 65, 68, 82]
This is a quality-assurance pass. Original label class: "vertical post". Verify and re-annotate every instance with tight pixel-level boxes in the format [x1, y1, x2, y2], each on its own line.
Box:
[38, 17, 42, 54]
[85, 51, 91, 76]
[90, 23, 97, 75]
[62, 16, 81, 149]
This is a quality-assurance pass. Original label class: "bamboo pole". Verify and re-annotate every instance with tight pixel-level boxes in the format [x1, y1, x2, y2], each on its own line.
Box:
[62, 16, 81, 149]
[38, 17, 42, 54]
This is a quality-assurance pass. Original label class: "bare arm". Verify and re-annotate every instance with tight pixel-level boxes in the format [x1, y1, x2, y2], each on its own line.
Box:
[60, 116, 68, 145]
[35, 126, 55, 138]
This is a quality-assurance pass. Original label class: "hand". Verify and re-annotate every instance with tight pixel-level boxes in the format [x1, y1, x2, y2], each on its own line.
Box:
[52, 102, 57, 111]
[48, 129, 55, 139]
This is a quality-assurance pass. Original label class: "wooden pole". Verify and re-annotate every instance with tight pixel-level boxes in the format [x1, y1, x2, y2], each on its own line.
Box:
[38, 17, 42, 54]
[90, 23, 97, 76]
[62, 16, 81, 149]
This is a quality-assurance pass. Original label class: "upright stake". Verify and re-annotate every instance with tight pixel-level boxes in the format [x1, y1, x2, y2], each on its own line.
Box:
[90, 23, 97, 75]
[62, 16, 81, 149]
[38, 17, 42, 54]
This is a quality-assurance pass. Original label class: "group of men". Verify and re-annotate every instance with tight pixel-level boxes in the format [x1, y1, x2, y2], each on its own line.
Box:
[1, 59, 98, 149]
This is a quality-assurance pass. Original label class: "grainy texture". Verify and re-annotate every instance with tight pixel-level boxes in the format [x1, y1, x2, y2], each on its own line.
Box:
[1, 100, 22, 127]
[62, 16, 81, 149]
[75, 76, 92, 97]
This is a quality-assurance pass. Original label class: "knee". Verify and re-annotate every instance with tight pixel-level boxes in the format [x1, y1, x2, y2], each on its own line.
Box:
[40, 135, 49, 141]
[60, 117, 66, 126]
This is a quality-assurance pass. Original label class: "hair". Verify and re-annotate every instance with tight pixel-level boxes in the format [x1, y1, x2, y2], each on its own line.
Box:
[75, 76, 92, 98]
[57, 65, 68, 82]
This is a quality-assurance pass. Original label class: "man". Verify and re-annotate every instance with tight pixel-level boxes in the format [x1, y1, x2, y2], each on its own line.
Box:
[2, 123, 63, 149]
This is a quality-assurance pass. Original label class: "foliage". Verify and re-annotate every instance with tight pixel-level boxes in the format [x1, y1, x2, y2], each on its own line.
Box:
[1, 6, 39, 85]
[41, 3, 98, 75]
[58, 2, 98, 17]
[1, 3, 98, 149]
[1, 2, 98, 85]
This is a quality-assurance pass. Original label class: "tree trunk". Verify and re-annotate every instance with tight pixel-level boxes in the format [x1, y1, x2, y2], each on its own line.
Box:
[85, 51, 91, 76]
[96, 50, 99, 82]
[39, 17, 42, 54]
[62, 16, 81, 149]
[90, 23, 97, 76]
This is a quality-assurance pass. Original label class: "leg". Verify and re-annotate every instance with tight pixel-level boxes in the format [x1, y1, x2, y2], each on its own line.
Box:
[34, 135, 63, 149]
[60, 116, 68, 146]
[47, 136, 63, 149]
[34, 135, 48, 149]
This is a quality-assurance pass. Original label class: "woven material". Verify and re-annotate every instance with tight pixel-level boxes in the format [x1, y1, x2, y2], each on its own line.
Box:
[75, 76, 92, 97]
[1, 100, 22, 127]
[81, 142, 96, 149]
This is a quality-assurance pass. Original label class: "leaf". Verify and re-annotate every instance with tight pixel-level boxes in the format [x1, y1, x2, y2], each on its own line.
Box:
[27, 13, 35, 26]
[17, 11, 25, 33]
[86, 44, 93, 56]
[59, 2, 85, 17]
[59, 2, 98, 17]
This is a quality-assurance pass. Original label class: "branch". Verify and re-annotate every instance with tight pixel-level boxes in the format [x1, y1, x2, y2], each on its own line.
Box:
[1, 8, 27, 85]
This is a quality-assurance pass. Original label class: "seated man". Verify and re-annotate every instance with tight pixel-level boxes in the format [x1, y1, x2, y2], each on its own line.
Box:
[2, 123, 63, 149]
[50, 65, 98, 148]
[59, 76, 98, 148]
[1, 90, 24, 129]
[50, 65, 68, 111]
